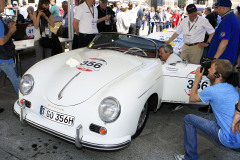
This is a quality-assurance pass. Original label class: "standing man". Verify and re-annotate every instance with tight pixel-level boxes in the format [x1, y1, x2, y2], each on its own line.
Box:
[174, 59, 240, 160]
[0, 0, 21, 113]
[202, 7, 217, 57]
[72, 0, 109, 49]
[164, 7, 171, 29]
[97, 0, 116, 33]
[208, 0, 240, 66]
[50, 0, 59, 17]
[60, 1, 69, 38]
[113, 1, 121, 16]
[232, 100, 240, 137]
[164, 4, 215, 64]
[155, 7, 166, 32]
[136, 7, 144, 36]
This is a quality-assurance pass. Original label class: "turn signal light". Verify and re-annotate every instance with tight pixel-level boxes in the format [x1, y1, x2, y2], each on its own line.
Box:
[20, 99, 25, 105]
[100, 128, 107, 135]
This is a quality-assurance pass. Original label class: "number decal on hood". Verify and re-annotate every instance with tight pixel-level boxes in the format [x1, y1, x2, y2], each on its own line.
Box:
[76, 58, 107, 72]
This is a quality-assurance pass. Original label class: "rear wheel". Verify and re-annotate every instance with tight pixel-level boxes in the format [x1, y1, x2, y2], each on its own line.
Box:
[132, 101, 150, 139]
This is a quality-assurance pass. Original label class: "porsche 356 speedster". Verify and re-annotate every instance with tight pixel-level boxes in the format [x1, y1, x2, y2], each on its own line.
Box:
[13, 33, 209, 150]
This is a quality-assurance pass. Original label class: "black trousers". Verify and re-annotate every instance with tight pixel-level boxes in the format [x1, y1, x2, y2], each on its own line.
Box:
[148, 22, 154, 34]
[72, 33, 96, 50]
[128, 23, 136, 35]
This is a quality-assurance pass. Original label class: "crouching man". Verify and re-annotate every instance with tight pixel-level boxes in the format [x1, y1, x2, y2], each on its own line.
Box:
[174, 59, 240, 160]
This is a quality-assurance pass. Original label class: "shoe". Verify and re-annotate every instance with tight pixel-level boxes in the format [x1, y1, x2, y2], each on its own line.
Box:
[174, 154, 185, 160]
[0, 108, 4, 113]
[169, 104, 184, 111]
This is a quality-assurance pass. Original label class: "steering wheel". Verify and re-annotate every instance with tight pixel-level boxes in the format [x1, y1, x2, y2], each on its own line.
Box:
[125, 47, 147, 56]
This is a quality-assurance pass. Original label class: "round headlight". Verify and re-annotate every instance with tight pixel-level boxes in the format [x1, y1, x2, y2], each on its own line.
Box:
[19, 74, 34, 95]
[99, 97, 121, 123]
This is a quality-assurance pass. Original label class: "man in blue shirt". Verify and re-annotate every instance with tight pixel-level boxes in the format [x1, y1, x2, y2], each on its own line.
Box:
[174, 59, 240, 160]
[50, 0, 59, 17]
[0, 0, 21, 113]
[208, 0, 240, 65]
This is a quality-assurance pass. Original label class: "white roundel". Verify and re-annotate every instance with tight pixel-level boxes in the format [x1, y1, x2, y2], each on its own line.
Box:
[184, 71, 210, 96]
[76, 58, 107, 72]
[26, 24, 35, 38]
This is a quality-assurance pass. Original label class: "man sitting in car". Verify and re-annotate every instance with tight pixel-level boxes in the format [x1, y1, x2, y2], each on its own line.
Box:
[158, 44, 182, 64]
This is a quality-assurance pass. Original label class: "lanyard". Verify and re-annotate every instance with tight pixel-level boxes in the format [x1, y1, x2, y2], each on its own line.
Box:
[86, 2, 94, 18]
[188, 17, 198, 32]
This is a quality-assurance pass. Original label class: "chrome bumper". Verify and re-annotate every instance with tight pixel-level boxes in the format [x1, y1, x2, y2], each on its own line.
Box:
[14, 107, 131, 151]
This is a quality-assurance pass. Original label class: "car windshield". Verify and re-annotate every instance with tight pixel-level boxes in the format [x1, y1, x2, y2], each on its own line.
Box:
[89, 33, 164, 58]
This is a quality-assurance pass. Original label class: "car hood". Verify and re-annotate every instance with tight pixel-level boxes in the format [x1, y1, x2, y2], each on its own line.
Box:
[46, 49, 143, 106]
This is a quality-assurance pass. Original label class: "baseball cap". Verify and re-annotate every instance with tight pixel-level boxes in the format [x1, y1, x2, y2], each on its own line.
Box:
[186, 4, 197, 14]
[13, 1, 18, 5]
[215, 0, 232, 7]
[100, 0, 108, 3]
[121, 3, 128, 8]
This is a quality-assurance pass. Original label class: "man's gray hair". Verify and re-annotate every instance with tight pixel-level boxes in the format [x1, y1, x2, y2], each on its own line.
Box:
[62, 1, 68, 5]
[159, 44, 173, 54]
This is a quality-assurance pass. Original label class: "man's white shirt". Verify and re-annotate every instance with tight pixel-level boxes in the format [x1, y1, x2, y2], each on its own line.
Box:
[74, 2, 98, 34]
[175, 16, 215, 44]
[165, 53, 182, 64]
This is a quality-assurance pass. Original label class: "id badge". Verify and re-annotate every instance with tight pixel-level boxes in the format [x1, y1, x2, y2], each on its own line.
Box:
[92, 22, 96, 29]
[45, 27, 50, 35]
[185, 35, 191, 43]
[62, 20, 65, 26]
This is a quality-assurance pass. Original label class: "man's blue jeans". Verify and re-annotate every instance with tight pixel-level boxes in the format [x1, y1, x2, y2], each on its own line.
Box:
[0, 61, 20, 93]
[184, 114, 223, 160]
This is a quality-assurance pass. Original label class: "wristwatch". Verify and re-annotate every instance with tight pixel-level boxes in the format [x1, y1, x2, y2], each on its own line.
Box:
[235, 104, 240, 112]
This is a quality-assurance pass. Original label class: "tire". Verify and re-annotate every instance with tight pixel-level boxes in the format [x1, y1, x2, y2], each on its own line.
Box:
[132, 101, 150, 139]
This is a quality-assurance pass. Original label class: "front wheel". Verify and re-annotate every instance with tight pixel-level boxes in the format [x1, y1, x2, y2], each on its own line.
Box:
[132, 101, 150, 139]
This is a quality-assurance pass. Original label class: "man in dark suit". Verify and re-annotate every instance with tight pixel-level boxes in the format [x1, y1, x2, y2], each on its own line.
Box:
[202, 7, 217, 57]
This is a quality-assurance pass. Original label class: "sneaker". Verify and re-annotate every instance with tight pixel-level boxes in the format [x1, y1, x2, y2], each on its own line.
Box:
[0, 108, 4, 113]
[174, 154, 185, 160]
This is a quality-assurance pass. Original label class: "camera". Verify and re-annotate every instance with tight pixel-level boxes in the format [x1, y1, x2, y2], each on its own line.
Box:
[200, 57, 239, 87]
[42, 8, 51, 17]
[200, 57, 214, 76]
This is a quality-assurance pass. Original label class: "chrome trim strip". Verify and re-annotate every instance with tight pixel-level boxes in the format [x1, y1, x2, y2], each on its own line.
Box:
[13, 109, 131, 150]
[58, 72, 81, 100]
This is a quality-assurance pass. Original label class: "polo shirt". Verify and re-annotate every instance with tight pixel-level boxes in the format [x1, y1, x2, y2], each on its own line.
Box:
[175, 16, 215, 44]
[0, 19, 14, 64]
[74, 2, 98, 34]
[208, 12, 240, 65]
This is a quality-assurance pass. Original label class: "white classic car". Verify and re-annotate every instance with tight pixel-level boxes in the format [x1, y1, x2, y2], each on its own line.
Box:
[14, 33, 209, 150]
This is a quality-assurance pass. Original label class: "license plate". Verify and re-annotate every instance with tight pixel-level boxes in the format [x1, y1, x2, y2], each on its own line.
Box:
[40, 106, 75, 126]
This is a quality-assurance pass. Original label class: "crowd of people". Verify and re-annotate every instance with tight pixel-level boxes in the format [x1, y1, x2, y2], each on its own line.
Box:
[1, 0, 240, 159]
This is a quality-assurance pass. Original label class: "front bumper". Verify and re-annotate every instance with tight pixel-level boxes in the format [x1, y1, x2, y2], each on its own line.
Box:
[14, 101, 131, 151]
